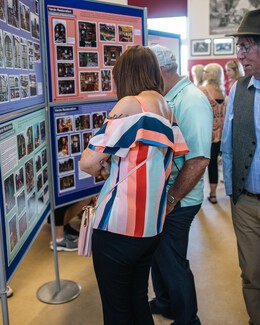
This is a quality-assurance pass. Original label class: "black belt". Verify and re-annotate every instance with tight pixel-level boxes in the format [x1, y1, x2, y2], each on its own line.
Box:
[242, 190, 260, 200]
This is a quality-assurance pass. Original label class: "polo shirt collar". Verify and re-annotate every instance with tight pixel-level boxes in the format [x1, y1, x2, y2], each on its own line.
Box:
[165, 76, 191, 102]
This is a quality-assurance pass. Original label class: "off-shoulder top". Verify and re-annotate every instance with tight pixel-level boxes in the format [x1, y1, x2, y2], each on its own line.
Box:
[88, 96, 188, 237]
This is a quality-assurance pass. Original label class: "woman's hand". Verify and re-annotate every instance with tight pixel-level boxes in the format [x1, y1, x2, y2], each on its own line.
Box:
[80, 148, 110, 176]
[100, 159, 111, 179]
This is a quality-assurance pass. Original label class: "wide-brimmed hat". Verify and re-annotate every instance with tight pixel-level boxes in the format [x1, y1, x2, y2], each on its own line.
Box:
[226, 9, 260, 37]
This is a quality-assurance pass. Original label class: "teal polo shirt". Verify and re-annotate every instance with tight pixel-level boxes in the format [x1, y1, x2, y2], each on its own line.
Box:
[165, 76, 213, 207]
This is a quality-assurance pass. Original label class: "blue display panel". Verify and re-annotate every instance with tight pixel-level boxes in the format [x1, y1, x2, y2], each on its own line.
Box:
[0, 107, 50, 281]
[50, 100, 117, 207]
[0, 0, 45, 115]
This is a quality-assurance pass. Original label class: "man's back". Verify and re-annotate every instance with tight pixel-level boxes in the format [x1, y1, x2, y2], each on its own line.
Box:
[165, 76, 212, 206]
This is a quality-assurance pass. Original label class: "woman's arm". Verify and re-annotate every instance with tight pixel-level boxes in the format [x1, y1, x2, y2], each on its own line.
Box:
[80, 148, 110, 177]
[80, 96, 141, 177]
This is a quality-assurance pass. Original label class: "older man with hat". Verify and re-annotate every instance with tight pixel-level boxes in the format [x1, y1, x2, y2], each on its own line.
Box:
[148, 45, 212, 325]
[222, 9, 260, 325]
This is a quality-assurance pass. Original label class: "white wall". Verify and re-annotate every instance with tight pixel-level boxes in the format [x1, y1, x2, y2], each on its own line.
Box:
[188, 0, 212, 40]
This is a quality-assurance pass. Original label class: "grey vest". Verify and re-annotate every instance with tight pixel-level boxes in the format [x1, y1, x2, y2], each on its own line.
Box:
[232, 76, 256, 204]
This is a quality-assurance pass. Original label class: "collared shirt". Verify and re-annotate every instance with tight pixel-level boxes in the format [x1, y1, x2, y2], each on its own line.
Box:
[165, 76, 213, 207]
[221, 76, 260, 195]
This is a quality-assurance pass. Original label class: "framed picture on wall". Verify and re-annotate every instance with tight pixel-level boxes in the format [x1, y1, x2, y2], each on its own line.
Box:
[191, 39, 211, 56]
[213, 38, 234, 55]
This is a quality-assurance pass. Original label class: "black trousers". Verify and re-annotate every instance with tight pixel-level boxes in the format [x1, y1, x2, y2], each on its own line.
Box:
[208, 141, 221, 184]
[92, 229, 161, 325]
[151, 203, 201, 325]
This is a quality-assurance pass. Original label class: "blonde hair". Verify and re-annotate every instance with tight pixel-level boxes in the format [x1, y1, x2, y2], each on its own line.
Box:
[191, 64, 204, 86]
[225, 60, 244, 80]
[203, 63, 225, 95]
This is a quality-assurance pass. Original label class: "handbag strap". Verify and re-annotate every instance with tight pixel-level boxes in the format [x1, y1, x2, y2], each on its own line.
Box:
[95, 147, 159, 209]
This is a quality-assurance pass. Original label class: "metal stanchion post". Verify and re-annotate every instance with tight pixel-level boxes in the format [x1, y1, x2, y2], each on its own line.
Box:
[36, 210, 81, 304]
[0, 216, 10, 325]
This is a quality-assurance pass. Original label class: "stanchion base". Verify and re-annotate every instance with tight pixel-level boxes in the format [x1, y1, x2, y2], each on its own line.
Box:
[37, 280, 81, 304]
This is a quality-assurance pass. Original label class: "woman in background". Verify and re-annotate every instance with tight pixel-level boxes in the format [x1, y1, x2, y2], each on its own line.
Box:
[80, 46, 188, 325]
[191, 64, 204, 87]
[224, 60, 244, 95]
[200, 63, 226, 204]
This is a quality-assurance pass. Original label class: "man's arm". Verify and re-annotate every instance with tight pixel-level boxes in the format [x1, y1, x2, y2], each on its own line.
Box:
[166, 157, 209, 214]
[221, 83, 236, 196]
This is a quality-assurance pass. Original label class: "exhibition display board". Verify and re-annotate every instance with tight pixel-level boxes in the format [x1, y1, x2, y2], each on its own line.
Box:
[44, 0, 146, 103]
[0, 0, 50, 289]
[0, 0, 45, 116]
[0, 107, 50, 280]
[50, 101, 116, 206]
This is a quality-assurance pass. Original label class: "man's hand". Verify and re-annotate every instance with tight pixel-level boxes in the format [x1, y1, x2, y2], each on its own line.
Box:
[166, 201, 176, 215]
[166, 157, 209, 214]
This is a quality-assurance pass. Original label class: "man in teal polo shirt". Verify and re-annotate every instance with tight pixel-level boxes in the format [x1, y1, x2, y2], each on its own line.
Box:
[149, 44, 213, 325]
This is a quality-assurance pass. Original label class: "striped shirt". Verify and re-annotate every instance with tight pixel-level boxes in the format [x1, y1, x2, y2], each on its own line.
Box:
[88, 98, 188, 237]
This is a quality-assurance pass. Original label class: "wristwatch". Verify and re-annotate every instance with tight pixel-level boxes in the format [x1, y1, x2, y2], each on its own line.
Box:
[167, 193, 176, 204]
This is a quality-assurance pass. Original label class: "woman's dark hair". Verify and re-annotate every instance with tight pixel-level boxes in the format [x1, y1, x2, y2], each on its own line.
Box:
[112, 45, 164, 100]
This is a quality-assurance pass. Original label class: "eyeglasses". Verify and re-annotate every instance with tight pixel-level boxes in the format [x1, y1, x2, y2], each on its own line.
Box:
[236, 43, 255, 53]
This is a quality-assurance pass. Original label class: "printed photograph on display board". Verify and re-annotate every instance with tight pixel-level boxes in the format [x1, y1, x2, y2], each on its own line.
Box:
[0, 108, 49, 266]
[45, 1, 144, 102]
[0, 0, 44, 115]
[210, 0, 260, 35]
[50, 101, 116, 206]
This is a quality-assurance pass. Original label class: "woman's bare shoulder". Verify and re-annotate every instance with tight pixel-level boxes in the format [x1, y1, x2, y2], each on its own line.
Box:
[108, 96, 142, 119]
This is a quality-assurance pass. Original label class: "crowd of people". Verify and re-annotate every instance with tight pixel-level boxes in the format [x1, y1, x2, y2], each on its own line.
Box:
[7, 8, 260, 325]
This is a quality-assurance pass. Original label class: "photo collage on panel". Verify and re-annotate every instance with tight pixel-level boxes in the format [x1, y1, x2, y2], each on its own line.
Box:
[48, 5, 142, 101]
[0, 109, 49, 263]
[0, 0, 42, 109]
[55, 107, 108, 194]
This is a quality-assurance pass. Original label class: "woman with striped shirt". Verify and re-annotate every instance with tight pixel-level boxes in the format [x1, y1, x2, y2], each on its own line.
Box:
[80, 45, 188, 325]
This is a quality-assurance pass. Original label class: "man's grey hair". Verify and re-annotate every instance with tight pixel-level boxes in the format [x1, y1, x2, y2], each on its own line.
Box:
[161, 62, 178, 74]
